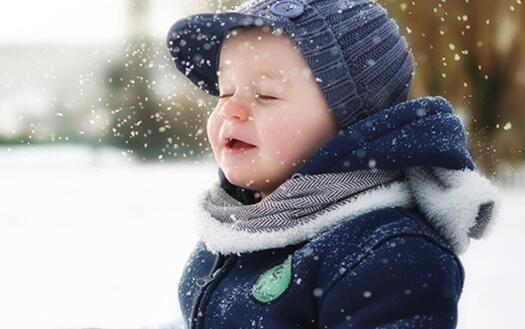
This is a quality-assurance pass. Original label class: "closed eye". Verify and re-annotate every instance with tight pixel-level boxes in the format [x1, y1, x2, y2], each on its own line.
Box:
[218, 94, 280, 101]
[256, 94, 280, 101]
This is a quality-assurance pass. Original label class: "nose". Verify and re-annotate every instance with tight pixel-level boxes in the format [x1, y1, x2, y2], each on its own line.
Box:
[219, 95, 251, 122]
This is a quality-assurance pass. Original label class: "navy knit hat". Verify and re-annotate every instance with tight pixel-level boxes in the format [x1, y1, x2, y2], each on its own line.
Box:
[166, 0, 415, 130]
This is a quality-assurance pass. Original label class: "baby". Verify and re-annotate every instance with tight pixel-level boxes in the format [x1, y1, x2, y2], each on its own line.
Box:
[167, 0, 500, 328]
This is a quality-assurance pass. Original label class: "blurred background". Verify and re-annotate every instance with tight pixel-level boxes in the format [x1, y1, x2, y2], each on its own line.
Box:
[0, 0, 523, 328]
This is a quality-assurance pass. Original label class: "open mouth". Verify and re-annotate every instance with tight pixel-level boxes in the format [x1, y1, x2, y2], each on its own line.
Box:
[224, 138, 256, 153]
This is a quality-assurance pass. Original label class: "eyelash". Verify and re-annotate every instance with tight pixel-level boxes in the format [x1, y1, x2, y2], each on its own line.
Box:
[219, 93, 280, 101]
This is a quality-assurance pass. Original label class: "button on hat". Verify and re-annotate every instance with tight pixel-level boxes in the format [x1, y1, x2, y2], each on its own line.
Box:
[270, 1, 305, 18]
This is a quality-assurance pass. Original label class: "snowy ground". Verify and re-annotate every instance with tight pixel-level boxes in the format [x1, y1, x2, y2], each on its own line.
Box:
[0, 145, 523, 329]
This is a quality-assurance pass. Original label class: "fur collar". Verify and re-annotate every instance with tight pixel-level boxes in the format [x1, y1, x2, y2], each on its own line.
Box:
[405, 167, 500, 255]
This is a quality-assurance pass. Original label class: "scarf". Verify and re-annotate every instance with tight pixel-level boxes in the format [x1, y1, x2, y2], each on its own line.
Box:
[202, 169, 404, 232]
[194, 167, 499, 256]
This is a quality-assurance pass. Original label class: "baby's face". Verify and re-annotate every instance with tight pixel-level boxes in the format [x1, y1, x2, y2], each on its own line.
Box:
[207, 27, 340, 199]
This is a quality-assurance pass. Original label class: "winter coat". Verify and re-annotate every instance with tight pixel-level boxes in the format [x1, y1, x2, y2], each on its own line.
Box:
[177, 96, 499, 329]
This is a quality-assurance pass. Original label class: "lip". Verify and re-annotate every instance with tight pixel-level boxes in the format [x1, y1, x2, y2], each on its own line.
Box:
[222, 136, 256, 147]
[224, 144, 257, 155]
[222, 136, 257, 155]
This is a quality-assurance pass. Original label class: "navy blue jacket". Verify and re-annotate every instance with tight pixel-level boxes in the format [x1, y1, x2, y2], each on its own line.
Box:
[178, 97, 476, 328]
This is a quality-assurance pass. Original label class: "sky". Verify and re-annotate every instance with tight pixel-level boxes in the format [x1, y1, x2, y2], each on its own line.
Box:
[0, 0, 207, 45]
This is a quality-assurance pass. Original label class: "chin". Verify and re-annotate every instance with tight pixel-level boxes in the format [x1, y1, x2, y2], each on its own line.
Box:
[222, 167, 259, 189]
[220, 161, 291, 191]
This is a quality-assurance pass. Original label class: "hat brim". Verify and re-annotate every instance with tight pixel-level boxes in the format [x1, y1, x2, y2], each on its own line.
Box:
[166, 12, 286, 96]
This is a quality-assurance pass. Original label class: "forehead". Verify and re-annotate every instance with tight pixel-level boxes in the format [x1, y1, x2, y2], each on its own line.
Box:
[218, 65, 285, 82]
[224, 25, 287, 42]
[221, 26, 294, 53]
[218, 27, 302, 81]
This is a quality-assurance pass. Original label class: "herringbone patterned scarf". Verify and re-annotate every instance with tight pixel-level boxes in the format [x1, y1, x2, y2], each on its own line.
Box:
[201, 169, 404, 234]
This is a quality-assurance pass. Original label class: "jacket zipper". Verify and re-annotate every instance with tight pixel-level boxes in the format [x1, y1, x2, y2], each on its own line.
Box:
[190, 254, 237, 329]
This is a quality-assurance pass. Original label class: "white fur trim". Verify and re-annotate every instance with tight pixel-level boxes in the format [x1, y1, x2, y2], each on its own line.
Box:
[192, 181, 414, 255]
[405, 167, 501, 255]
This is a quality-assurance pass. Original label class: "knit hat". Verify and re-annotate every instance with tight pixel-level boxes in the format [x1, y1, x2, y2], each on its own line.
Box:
[166, 0, 415, 130]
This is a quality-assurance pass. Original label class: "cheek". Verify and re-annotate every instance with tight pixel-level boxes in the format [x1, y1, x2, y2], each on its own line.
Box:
[206, 111, 222, 151]
[258, 115, 303, 162]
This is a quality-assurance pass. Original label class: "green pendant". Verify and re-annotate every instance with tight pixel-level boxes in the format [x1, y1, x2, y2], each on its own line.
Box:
[251, 254, 293, 303]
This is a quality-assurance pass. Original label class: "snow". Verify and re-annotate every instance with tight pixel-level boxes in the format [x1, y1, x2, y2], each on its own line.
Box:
[0, 145, 211, 329]
[458, 188, 525, 328]
[0, 144, 523, 329]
